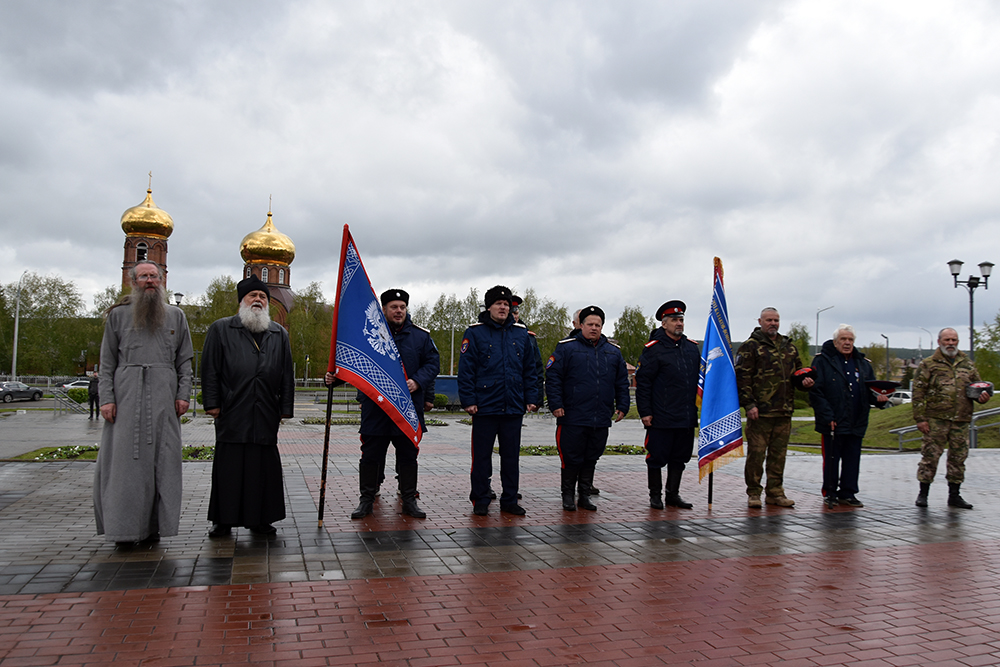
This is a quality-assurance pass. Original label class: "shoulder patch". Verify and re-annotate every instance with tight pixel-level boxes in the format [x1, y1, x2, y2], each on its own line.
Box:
[460, 338, 470, 354]
[527, 329, 537, 336]
[644, 340, 659, 348]
[545, 355, 555, 369]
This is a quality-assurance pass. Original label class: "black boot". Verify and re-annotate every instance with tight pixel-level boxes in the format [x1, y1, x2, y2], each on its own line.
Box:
[664, 465, 693, 509]
[561, 467, 577, 511]
[648, 468, 664, 510]
[948, 482, 973, 509]
[351, 462, 379, 519]
[577, 466, 597, 511]
[398, 463, 426, 518]
[915, 482, 930, 507]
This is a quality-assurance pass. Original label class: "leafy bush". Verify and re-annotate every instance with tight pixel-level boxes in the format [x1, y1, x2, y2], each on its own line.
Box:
[67, 388, 88, 404]
[433, 393, 448, 408]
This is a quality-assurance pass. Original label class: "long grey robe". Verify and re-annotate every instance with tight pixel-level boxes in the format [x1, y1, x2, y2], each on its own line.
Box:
[94, 303, 193, 541]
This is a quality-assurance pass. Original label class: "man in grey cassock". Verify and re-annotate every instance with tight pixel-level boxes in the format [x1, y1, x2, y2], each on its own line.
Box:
[95, 261, 193, 545]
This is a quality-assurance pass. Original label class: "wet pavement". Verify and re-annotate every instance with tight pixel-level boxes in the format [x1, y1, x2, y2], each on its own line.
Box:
[1, 410, 999, 666]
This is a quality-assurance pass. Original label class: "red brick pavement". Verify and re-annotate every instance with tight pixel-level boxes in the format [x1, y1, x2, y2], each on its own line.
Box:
[2, 539, 999, 666]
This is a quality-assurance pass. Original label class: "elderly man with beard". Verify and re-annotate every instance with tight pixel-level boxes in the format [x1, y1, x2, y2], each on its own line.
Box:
[913, 328, 991, 509]
[94, 261, 193, 545]
[202, 275, 294, 537]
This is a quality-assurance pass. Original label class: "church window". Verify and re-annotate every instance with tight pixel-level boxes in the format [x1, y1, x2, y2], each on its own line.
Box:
[261, 267, 269, 282]
[279, 269, 285, 284]
[136, 242, 148, 262]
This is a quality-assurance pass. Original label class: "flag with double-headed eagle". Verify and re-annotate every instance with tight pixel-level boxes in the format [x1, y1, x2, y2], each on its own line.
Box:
[697, 257, 743, 480]
[327, 225, 421, 444]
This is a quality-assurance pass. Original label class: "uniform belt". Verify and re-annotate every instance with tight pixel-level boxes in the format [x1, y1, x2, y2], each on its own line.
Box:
[121, 363, 175, 459]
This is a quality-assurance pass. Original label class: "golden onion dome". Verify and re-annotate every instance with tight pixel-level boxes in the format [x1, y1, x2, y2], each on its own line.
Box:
[121, 188, 174, 237]
[240, 211, 296, 265]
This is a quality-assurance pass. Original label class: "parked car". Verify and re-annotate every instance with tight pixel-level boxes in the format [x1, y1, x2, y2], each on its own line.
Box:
[1, 382, 43, 403]
[62, 380, 91, 389]
[888, 390, 912, 406]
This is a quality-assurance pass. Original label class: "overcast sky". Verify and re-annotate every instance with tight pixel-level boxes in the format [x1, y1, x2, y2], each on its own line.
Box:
[2, 0, 999, 351]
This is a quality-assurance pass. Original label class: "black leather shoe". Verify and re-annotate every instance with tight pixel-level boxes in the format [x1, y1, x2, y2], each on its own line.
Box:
[401, 498, 426, 519]
[840, 496, 864, 508]
[249, 524, 277, 535]
[208, 524, 232, 538]
[649, 495, 664, 510]
[473, 502, 489, 516]
[664, 494, 693, 509]
[500, 503, 526, 515]
[577, 495, 597, 511]
[351, 500, 374, 519]
[562, 493, 576, 511]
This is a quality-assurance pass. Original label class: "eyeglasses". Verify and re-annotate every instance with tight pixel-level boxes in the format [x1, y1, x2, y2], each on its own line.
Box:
[135, 274, 161, 283]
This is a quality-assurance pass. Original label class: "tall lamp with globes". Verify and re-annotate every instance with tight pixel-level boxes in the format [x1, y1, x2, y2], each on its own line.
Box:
[947, 259, 993, 361]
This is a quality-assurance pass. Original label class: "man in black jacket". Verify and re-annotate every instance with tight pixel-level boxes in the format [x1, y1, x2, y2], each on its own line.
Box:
[202, 275, 294, 537]
[809, 324, 887, 509]
[546, 306, 629, 511]
[635, 300, 701, 510]
[339, 288, 439, 520]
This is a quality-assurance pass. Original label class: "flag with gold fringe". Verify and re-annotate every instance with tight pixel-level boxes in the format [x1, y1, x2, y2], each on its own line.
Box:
[697, 257, 743, 482]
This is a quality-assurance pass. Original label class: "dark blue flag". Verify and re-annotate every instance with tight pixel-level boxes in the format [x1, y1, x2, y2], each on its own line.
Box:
[327, 225, 421, 443]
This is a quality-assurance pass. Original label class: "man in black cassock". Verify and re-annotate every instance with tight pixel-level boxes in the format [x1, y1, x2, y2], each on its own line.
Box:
[202, 275, 294, 537]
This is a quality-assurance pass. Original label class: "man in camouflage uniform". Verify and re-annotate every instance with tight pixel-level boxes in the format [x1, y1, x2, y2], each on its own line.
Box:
[735, 308, 813, 508]
[913, 328, 991, 509]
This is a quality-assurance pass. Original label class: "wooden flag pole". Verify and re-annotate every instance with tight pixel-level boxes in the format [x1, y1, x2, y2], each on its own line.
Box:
[317, 383, 335, 527]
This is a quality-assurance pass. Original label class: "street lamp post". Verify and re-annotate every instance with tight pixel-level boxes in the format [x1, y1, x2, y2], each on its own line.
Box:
[815, 306, 834, 356]
[880, 333, 890, 380]
[10, 271, 28, 381]
[947, 260, 993, 361]
[919, 327, 932, 359]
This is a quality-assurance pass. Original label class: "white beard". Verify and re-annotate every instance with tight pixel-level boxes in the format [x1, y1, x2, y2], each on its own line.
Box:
[239, 302, 271, 333]
[940, 344, 958, 358]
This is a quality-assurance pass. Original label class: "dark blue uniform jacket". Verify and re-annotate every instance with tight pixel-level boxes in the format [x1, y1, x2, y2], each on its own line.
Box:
[359, 314, 440, 435]
[458, 311, 540, 415]
[809, 339, 883, 437]
[545, 331, 630, 427]
[634, 327, 700, 429]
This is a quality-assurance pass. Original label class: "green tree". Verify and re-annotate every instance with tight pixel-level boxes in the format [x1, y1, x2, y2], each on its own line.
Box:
[1, 273, 92, 375]
[286, 281, 331, 379]
[862, 342, 894, 381]
[974, 312, 1000, 384]
[787, 321, 812, 366]
[185, 276, 238, 354]
[515, 288, 568, 361]
[92, 285, 125, 316]
[613, 305, 655, 366]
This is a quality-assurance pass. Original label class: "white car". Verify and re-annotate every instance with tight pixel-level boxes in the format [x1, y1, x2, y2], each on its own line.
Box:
[62, 380, 91, 389]
[888, 390, 912, 406]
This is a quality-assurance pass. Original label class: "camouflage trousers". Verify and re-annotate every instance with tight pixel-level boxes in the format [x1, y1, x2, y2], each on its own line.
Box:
[917, 418, 970, 484]
[744, 416, 791, 499]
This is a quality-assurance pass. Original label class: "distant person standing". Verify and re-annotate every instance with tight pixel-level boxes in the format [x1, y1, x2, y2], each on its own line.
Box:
[94, 261, 193, 545]
[459, 285, 539, 516]
[545, 306, 629, 511]
[635, 300, 700, 510]
[912, 328, 991, 509]
[88, 373, 100, 420]
[735, 308, 813, 508]
[202, 276, 294, 537]
[809, 325, 887, 509]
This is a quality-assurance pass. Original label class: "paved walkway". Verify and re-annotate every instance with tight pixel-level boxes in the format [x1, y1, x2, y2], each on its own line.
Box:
[1, 410, 999, 665]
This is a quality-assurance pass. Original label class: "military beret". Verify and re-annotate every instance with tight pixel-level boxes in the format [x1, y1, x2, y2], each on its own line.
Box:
[580, 305, 605, 324]
[484, 285, 513, 309]
[656, 300, 686, 320]
[791, 367, 816, 390]
[966, 381, 994, 399]
[380, 289, 409, 306]
[237, 275, 270, 303]
[866, 380, 900, 397]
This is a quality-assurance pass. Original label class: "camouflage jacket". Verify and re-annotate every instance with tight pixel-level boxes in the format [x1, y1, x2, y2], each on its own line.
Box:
[735, 327, 802, 418]
[912, 348, 981, 423]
